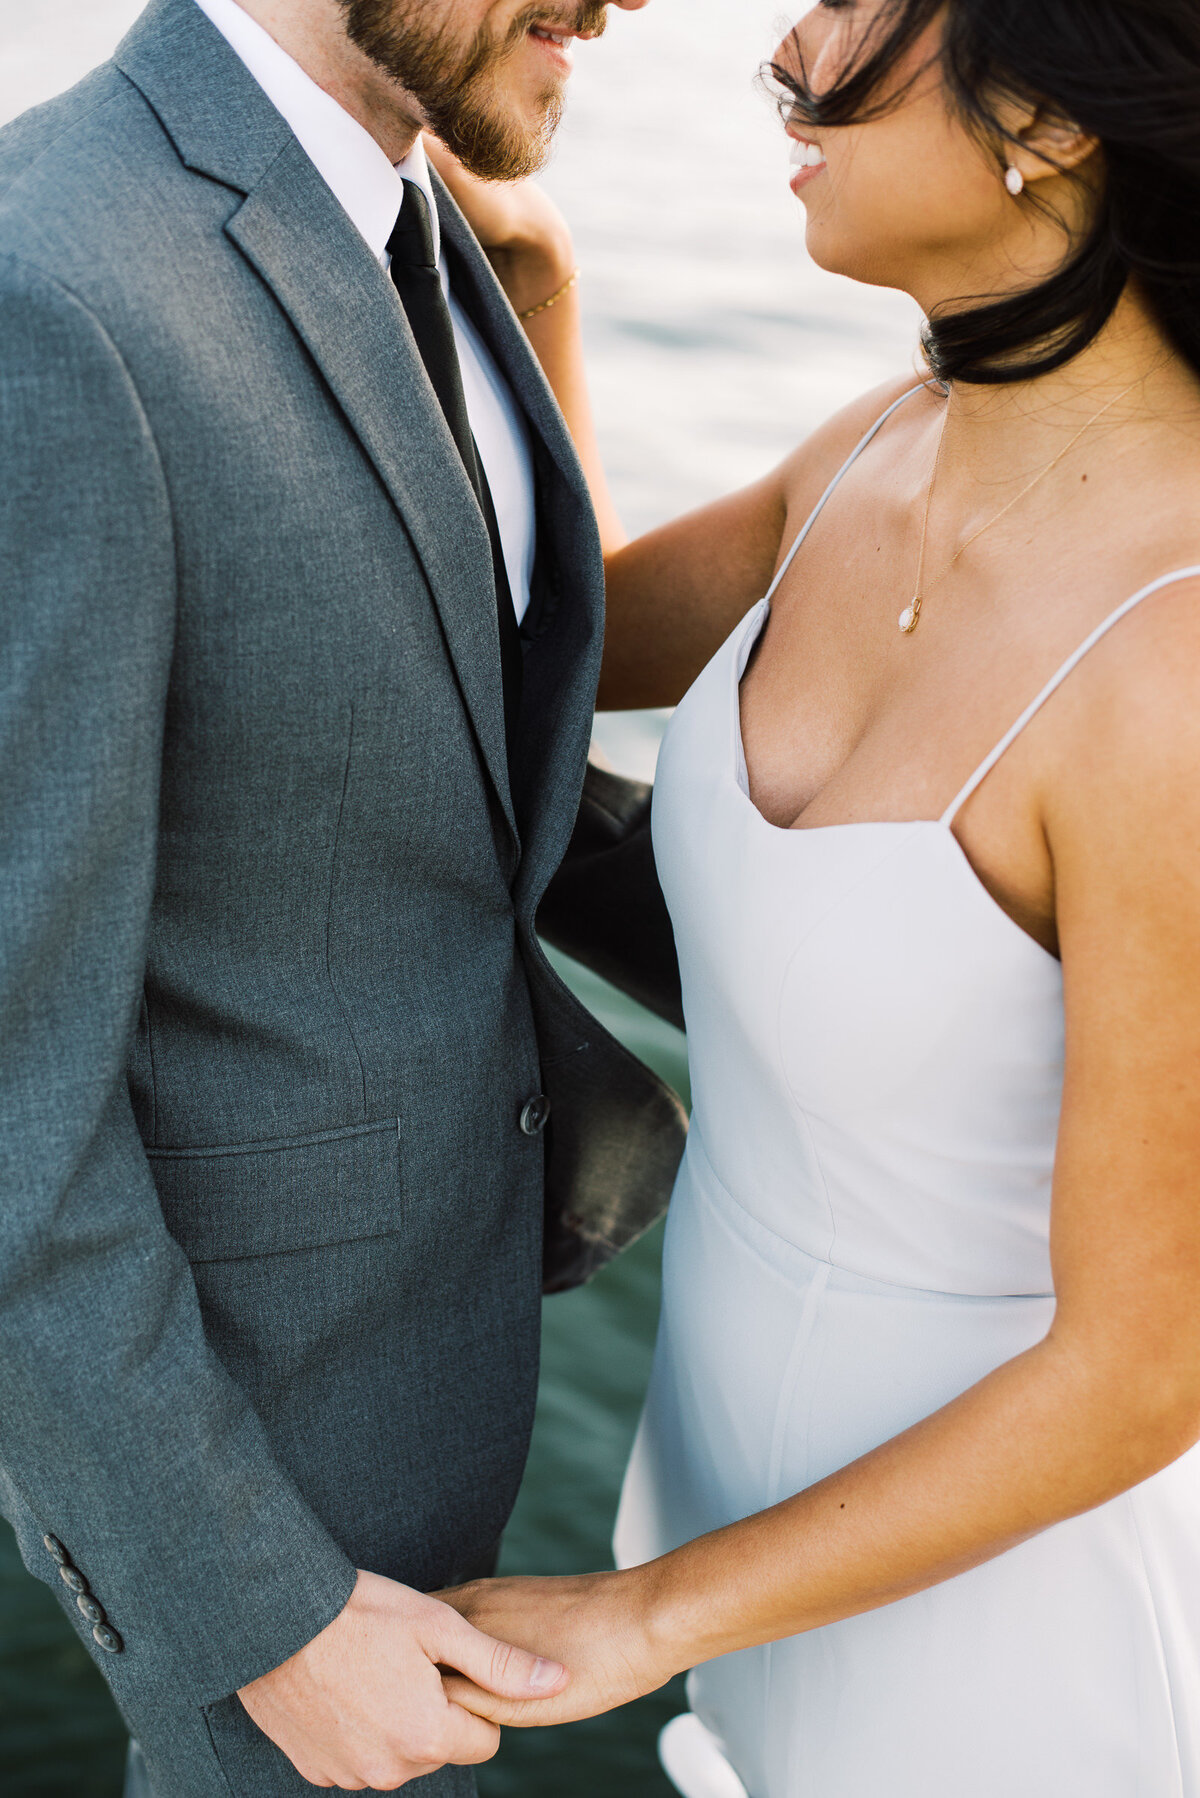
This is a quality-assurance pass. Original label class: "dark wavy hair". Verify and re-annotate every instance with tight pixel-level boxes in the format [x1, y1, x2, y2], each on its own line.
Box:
[767, 0, 1200, 385]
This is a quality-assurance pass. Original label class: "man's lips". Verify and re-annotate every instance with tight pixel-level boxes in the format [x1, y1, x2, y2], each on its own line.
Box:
[527, 23, 577, 70]
[527, 12, 605, 51]
[520, 8, 606, 76]
[527, 26, 575, 74]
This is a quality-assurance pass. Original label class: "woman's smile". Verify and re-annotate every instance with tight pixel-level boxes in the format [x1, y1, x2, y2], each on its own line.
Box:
[789, 133, 828, 194]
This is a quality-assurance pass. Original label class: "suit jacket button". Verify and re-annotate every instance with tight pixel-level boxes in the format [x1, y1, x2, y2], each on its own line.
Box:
[93, 1623, 123, 1655]
[77, 1594, 105, 1625]
[520, 1095, 551, 1137]
[43, 1535, 68, 1565]
[59, 1567, 89, 1594]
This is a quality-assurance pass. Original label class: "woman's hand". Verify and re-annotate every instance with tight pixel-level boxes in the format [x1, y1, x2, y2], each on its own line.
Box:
[425, 133, 626, 553]
[425, 137, 576, 319]
[436, 1570, 680, 1728]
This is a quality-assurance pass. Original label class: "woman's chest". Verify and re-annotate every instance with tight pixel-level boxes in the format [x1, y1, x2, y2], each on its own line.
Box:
[735, 586, 1063, 955]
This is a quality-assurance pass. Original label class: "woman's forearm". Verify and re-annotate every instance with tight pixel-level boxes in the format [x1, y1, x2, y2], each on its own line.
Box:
[423, 145, 628, 556]
[516, 273, 627, 555]
[484, 235, 626, 555]
[506, 264, 784, 703]
[641, 1332, 1200, 1673]
[434, 1327, 1200, 1735]
[426, 147, 793, 704]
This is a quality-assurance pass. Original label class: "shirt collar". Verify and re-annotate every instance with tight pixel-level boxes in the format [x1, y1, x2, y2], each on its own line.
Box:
[191, 0, 438, 267]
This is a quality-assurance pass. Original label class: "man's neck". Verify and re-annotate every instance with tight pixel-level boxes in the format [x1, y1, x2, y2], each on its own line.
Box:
[221, 0, 425, 162]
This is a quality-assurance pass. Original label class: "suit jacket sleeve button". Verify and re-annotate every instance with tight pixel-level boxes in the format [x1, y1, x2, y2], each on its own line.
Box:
[59, 1567, 89, 1594]
[93, 1623, 124, 1654]
[77, 1595, 105, 1624]
[520, 1095, 551, 1136]
[43, 1535, 68, 1565]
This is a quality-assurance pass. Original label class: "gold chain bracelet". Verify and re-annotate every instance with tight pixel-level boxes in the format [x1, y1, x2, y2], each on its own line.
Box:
[518, 267, 581, 321]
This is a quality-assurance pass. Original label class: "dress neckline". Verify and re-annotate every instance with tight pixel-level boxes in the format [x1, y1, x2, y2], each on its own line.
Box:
[731, 600, 953, 837]
[723, 379, 1200, 966]
[728, 602, 1062, 968]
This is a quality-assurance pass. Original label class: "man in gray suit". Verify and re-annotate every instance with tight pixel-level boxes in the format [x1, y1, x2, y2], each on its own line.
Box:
[0, 0, 685, 1791]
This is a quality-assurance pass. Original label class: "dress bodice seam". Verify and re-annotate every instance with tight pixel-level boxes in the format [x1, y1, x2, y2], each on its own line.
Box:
[687, 1129, 1058, 1301]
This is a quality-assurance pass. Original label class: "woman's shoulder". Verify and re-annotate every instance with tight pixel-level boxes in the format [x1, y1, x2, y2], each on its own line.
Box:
[773, 373, 934, 547]
[1040, 557, 1200, 880]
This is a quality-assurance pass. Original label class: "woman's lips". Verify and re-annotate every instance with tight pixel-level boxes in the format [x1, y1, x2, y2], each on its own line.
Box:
[789, 135, 827, 194]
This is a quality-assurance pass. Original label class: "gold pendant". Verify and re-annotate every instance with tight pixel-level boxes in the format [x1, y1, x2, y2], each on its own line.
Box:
[899, 596, 922, 634]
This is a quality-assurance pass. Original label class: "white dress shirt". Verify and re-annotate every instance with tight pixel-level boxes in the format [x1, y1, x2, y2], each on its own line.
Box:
[192, 0, 538, 623]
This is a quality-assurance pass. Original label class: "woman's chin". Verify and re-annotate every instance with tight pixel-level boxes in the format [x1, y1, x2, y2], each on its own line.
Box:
[803, 223, 863, 283]
[804, 223, 911, 295]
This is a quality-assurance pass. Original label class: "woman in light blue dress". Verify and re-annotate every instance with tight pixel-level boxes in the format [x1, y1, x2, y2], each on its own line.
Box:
[436, 1, 1200, 1790]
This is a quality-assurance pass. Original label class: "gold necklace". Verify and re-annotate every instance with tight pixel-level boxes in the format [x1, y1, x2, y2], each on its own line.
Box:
[898, 377, 1142, 636]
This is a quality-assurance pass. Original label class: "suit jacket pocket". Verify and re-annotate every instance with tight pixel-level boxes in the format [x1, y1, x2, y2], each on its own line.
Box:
[148, 1120, 402, 1262]
[204, 1689, 310, 1797]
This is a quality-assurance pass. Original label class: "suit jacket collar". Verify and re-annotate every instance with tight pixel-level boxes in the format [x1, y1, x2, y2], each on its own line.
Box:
[431, 178, 609, 900]
[116, 0, 520, 834]
[115, 0, 293, 195]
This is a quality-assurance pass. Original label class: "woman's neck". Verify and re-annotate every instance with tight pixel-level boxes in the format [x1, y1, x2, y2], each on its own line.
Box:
[934, 287, 1198, 469]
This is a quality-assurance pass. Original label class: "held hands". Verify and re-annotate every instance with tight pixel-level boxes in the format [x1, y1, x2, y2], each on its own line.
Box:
[237, 1570, 567, 1790]
[437, 1569, 680, 1729]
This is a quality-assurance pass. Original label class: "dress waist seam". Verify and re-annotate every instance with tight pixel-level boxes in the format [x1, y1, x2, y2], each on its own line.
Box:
[685, 1128, 1056, 1303]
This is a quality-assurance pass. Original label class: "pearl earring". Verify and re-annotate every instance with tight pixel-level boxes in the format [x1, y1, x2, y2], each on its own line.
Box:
[1005, 166, 1025, 197]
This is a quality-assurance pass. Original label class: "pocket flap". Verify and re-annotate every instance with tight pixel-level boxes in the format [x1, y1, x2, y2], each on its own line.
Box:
[148, 1120, 402, 1261]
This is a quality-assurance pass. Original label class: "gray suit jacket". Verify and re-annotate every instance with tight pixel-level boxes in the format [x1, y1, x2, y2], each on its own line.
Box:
[0, 2, 684, 1790]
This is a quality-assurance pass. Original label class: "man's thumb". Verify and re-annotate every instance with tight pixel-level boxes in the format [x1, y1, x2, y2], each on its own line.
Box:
[436, 1612, 568, 1700]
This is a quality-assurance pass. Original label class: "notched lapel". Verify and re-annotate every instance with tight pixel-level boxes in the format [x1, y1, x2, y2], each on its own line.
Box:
[118, 0, 516, 836]
[115, 0, 292, 192]
[433, 180, 609, 889]
[226, 148, 517, 837]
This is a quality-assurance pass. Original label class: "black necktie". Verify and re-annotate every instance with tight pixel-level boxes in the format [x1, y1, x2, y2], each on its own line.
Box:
[388, 180, 523, 751]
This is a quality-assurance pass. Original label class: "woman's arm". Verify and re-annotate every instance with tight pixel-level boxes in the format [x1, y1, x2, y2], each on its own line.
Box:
[437, 582, 1200, 1721]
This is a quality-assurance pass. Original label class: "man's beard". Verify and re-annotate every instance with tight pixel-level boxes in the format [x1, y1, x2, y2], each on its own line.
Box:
[339, 0, 608, 180]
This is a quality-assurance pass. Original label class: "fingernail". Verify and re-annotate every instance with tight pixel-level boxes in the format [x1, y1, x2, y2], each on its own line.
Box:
[528, 1657, 565, 1692]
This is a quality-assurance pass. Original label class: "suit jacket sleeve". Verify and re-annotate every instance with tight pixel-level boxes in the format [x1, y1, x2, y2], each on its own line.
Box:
[0, 260, 356, 1703]
[537, 761, 684, 1033]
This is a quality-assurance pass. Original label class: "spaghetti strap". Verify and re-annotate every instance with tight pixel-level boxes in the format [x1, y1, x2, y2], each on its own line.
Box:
[763, 385, 928, 606]
[941, 565, 1200, 827]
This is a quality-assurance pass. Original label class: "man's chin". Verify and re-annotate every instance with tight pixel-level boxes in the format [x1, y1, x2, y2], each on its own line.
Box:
[440, 90, 562, 182]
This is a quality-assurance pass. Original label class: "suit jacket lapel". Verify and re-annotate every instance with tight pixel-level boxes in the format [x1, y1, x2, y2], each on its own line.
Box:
[225, 159, 518, 835]
[116, 0, 517, 840]
[434, 180, 608, 896]
[434, 177, 590, 497]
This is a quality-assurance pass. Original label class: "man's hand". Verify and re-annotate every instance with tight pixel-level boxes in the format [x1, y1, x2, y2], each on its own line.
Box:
[437, 1570, 679, 1731]
[238, 1570, 568, 1790]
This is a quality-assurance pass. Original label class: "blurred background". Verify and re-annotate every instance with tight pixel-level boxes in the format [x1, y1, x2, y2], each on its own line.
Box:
[0, 0, 918, 1790]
